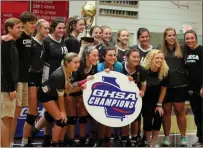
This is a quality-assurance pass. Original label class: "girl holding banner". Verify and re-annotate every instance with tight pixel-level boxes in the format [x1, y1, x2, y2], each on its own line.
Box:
[97, 47, 123, 146]
[65, 45, 98, 146]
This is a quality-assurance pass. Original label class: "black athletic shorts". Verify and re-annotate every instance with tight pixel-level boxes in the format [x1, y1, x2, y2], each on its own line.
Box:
[37, 87, 57, 103]
[28, 72, 42, 87]
[164, 86, 188, 103]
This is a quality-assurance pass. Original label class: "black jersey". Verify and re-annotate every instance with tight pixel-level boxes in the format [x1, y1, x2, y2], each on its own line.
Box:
[165, 47, 188, 88]
[16, 32, 32, 82]
[41, 67, 65, 98]
[29, 37, 45, 73]
[144, 70, 168, 102]
[65, 35, 80, 54]
[115, 45, 129, 62]
[130, 44, 153, 65]
[1, 40, 19, 92]
[69, 62, 97, 96]
[185, 45, 203, 91]
[42, 35, 68, 82]
[122, 62, 147, 89]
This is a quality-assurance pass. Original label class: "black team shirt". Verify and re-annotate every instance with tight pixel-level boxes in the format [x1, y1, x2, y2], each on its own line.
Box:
[41, 67, 65, 98]
[29, 37, 45, 73]
[16, 32, 32, 82]
[65, 35, 80, 54]
[42, 35, 68, 82]
[70, 62, 97, 96]
[1, 40, 19, 92]
[185, 45, 203, 91]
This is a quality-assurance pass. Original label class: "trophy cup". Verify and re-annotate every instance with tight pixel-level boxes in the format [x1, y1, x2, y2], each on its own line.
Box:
[81, 3, 96, 43]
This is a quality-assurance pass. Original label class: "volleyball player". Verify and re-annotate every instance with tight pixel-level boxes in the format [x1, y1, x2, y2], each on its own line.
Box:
[65, 45, 99, 146]
[121, 48, 147, 146]
[33, 18, 68, 146]
[97, 47, 123, 147]
[65, 16, 85, 54]
[115, 29, 130, 62]
[22, 19, 50, 146]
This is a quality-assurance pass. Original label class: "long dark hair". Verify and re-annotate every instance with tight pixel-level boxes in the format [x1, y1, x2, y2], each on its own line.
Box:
[50, 18, 65, 34]
[66, 16, 85, 37]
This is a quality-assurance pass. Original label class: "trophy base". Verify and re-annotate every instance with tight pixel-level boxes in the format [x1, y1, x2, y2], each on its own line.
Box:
[81, 37, 94, 43]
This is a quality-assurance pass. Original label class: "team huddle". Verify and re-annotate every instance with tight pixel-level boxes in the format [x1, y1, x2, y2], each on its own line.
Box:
[1, 12, 203, 147]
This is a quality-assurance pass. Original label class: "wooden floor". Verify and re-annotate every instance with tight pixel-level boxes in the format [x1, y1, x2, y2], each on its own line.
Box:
[14, 102, 198, 147]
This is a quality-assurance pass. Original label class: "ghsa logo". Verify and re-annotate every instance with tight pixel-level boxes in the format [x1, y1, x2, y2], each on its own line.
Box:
[88, 76, 138, 121]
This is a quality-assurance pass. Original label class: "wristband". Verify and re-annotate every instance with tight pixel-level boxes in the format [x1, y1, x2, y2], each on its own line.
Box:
[156, 103, 162, 107]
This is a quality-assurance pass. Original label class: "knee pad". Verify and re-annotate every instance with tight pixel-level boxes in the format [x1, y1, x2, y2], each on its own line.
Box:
[55, 119, 65, 128]
[79, 116, 88, 124]
[26, 114, 37, 126]
[67, 116, 78, 125]
[44, 111, 54, 123]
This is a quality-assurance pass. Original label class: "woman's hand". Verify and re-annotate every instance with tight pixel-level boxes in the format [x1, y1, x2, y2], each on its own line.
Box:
[81, 84, 87, 90]
[155, 107, 164, 116]
[128, 75, 134, 81]
[60, 112, 67, 123]
[86, 75, 94, 81]
[139, 91, 144, 97]
[104, 68, 110, 73]
[200, 88, 203, 98]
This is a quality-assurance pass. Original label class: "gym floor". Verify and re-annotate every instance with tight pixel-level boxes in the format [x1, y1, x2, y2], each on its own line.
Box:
[14, 102, 198, 147]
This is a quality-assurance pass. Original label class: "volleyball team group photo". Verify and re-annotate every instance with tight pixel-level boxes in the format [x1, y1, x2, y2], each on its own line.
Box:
[1, 1, 203, 147]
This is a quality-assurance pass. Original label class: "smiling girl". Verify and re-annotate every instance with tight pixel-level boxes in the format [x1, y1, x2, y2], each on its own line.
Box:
[65, 46, 99, 146]
[65, 16, 85, 54]
[142, 49, 168, 147]
[22, 19, 50, 147]
[115, 29, 130, 62]
[161, 28, 188, 147]
[184, 30, 203, 147]
[97, 47, 123, 146]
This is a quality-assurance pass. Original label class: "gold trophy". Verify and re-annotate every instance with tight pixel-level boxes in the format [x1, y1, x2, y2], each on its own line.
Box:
[81, 3, 96, 43]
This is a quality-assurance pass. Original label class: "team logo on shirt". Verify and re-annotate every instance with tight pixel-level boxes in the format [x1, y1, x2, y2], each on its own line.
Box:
[83, 71, 142, 127]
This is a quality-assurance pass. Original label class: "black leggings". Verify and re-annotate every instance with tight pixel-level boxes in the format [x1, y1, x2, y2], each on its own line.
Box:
[189, 93, 203, 142]
[142, 102, 162, 131]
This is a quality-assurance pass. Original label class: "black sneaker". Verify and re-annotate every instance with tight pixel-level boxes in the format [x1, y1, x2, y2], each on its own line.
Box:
[140, 141, 150, 147]
[23, 143, 34, 147]
[42, 135, 52, 147]
[192, 141, 203, 147]
[131, 136, 142, 146]
[51, 142, 60, 147]
[87, 137, 97, 147]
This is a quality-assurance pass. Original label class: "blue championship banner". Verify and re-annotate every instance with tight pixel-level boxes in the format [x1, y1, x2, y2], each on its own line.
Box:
[83, 71, 142, 127]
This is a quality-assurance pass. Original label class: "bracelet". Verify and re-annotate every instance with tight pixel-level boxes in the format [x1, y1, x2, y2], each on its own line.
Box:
[156, 103, 162, 107]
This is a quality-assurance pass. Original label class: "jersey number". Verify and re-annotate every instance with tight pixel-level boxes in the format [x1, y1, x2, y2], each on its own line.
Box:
[61, 47, 68, 55]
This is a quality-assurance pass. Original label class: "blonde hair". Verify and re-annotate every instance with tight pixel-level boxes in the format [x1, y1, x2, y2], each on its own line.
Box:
[34, 19, 48, 36]
[161, 28, 182, 58]
[143, 49, 168, 80]
[61, 52, 79, 94]
[116, 29, 129, 42]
